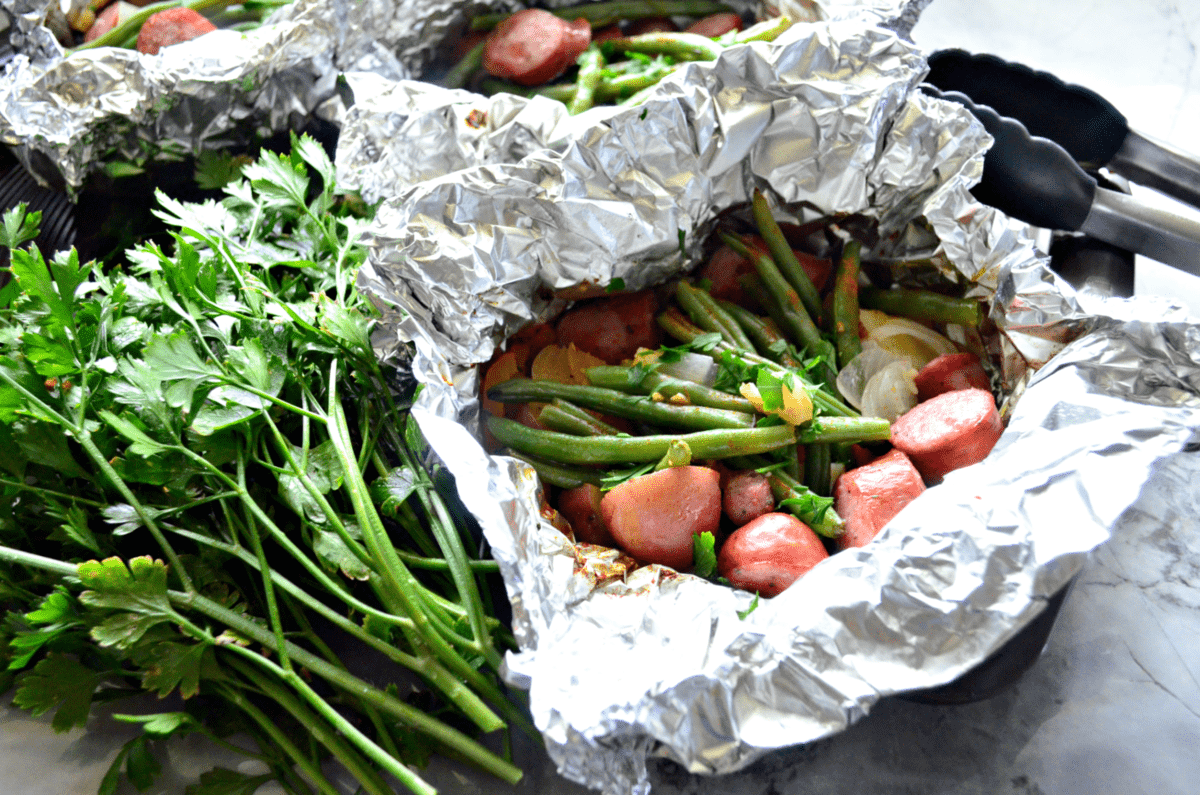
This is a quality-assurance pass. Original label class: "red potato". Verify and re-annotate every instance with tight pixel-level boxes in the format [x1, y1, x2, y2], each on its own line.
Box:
[558, 483, 615, 546]
[554, 289, 662, 364]
[684, 12, 744, 38]
[717, 513, 829, 597]
[483, 10, 592, 86]
[890, 388, 1004, 482]
[136, 8, 216, 54]
[832, 449, 925, 550]
[914, 352, 990, 402]
[600, 466, 721, 569]
[723, 470, 775, 527]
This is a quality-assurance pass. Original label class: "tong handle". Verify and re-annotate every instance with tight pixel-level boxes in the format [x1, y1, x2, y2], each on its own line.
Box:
[925, 49, 1128, 167]
[921, 85, 1097, 232]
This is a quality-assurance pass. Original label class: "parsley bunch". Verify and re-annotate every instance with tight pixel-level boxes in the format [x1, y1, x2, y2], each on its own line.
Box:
[0, 136, 526, 795]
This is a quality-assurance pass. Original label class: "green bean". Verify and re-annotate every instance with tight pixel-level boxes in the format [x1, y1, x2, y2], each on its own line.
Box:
[655, 306, 857, 418]
[603, 31, 724, 62]
[596, 61, 677, 101]
[470, 1, 736, 32]
[487, 415, 795, 465]
[479, 79, 579, 102]
[832, 238, 862, 367]
[752, 189, 825, 326]
[675, 281, 757, 352]
[718, 300, 806, 370]
[585, 365, 756, 413]
[506, 450, 603, 489]
[654, 439, 693, 470]
[720, 232, 836, 383]
[804, 442, 832, 497]
[643, 371, 756, 413]
[569, 48, 606, 115]
[795, 416, 891, 445]
[859, 286, 984, 327]
[537, 399, 621, 437]
[733, 15, 793, 44]
[441, 39, 486, 89]
[488, 378, 754, 431]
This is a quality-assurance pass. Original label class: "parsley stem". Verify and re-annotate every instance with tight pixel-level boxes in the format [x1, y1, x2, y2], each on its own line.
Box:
[0, 477, 107, 509]
[325, 371, 505, 698]
[224, 657, 402, 795]
[238, 452, 292, 673]
[0, 544, 77, 577]
[260, 410, 373, 568]
[215, 680, 345, 795]
[74, 431, 195, 593]
[395, 549, 502, 572]
[173, 589, 524, 784]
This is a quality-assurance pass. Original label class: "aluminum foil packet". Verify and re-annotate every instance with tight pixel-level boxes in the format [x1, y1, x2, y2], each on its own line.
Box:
[0, 0, 913, 193]
[348, 14, 1200, 795]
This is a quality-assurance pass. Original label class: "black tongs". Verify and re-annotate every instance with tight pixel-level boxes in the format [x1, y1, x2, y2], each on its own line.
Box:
[920, 49, 1200, 274]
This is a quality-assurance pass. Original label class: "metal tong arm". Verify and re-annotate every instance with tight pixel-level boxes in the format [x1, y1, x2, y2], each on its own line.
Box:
[921, 85, 1200, 276]
[926, 49, 1200, 212]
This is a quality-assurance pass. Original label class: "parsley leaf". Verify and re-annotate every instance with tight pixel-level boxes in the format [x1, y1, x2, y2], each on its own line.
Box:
[12, 653, 103, 731]
[0, 204, 41, 250]
[737, 593, 760, 620]
[185, 767, 274, 795]
[692, 532, 717, 579]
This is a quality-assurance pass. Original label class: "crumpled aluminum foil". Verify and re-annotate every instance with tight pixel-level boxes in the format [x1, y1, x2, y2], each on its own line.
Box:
[1, 0, 908, 193]
[350, 15, 1200, 795]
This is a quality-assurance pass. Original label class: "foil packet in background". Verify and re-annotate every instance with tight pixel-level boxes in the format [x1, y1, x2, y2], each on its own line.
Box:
[0, 0, 914, 194]
[349, 17, 1200, 795]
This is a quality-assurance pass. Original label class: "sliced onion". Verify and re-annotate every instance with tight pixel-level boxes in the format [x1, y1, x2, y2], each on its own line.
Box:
[868, 318, 958, 370]
[835, 340, 902, 411]
[860, 359, 918, 421]
[858, 308, 892, 336]
[655, 351, 719, 386]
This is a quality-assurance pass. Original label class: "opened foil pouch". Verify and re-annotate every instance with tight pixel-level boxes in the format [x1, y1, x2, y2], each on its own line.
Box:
[346, 15, 1200, 795]
[0, 0, 920, 192]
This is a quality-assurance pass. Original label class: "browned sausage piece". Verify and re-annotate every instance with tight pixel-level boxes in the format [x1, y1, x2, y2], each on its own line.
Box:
[832, 448, 925, 550]
[914, 352, 990, 402]
[483, 10, 592, 87]
[684, 12, 744, 38]
[717, 512, 828, 597]
[890, 388, 1004, 482]
[554, 290, 662, 364]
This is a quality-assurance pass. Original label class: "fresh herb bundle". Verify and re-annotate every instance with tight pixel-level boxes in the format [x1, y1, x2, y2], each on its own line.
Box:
[0, 135, 526, 795]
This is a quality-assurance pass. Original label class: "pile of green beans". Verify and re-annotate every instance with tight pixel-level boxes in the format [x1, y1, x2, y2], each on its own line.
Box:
[484, 190, 985, 538]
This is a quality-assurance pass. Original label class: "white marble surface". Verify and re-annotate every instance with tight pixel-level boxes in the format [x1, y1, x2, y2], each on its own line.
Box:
[5, 1, 1200, 794]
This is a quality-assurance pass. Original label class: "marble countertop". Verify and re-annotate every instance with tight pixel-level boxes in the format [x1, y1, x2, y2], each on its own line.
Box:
[5, 1, 1200, 793]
